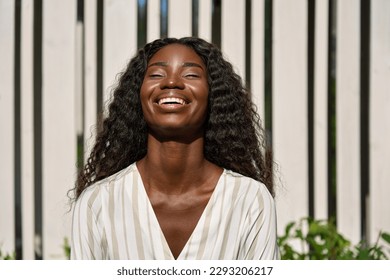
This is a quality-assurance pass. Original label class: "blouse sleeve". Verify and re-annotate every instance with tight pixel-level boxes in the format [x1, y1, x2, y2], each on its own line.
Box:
[239, 186, 280, 260]
[70, 188, 105, 260]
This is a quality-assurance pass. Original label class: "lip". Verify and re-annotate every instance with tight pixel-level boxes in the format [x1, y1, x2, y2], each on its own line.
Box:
[157, 97, 186, 105]
[153, 93, 191, 107]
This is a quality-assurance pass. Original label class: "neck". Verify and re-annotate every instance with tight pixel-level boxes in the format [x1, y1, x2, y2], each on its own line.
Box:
[137, 134, 211, 194]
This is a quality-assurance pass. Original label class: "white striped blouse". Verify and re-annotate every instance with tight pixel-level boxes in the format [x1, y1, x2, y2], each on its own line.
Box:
[71, 163, 280, 260]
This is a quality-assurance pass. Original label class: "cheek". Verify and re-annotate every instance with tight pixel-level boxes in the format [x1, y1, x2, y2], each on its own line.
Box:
[139, 81, 148, 101]
[191, 80, 209, 97]
[195, 84, 210, 119]
[139, 82, 155, 106]
[199, 84, 210, 104]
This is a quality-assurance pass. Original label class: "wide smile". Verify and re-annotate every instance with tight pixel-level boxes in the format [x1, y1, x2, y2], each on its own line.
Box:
[157, 97, 188, 105]
[153, 94, 191, 111]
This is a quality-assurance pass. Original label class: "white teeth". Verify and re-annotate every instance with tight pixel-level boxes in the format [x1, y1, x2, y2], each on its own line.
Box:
[158, 97, 186, 105]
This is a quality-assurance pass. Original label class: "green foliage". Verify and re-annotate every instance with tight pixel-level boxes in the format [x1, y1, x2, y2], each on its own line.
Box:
[0, 248, 15, 260]
[63, 237, 71, 260]
[278, 217, 390, 260]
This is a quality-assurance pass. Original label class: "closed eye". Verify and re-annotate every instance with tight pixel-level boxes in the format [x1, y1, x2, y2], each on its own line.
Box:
[184, 73, 200, 78]
[149, 73, 164, 78]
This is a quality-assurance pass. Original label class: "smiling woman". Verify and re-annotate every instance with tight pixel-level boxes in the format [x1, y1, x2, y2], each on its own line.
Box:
[69, 37, 279, 260]
[140, 44, 209, 140]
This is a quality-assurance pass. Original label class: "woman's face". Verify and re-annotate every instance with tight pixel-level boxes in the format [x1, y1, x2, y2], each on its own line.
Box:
[140, 44, 209, 139]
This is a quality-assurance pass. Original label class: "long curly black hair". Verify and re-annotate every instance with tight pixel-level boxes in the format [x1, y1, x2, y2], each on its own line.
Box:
[74, 37, 274, 199]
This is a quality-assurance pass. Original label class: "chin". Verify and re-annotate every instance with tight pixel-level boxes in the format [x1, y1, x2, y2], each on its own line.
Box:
[148, 125, 204, 142]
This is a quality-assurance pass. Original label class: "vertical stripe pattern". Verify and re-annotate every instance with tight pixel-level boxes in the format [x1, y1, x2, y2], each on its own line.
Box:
[3, 0, 389, 259]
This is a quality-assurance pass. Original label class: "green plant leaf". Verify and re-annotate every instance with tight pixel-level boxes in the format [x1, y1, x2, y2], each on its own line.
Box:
[277, 217, 389, 260]
[63, 237, 71, 260]
[381, 232, 390, 244]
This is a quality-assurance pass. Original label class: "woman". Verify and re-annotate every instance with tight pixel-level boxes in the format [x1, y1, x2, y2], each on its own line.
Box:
[71, 37, 279, 260]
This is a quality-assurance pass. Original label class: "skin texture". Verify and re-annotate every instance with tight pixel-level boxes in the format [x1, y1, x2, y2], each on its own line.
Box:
[137, 44, 223, 258]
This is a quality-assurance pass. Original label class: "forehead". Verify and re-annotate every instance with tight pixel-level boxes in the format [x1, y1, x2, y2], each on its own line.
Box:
[148, 44, 205, 66]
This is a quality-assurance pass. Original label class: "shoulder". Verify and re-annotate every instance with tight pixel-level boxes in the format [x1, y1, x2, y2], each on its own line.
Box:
[223, 170, 277, 229]
[223, 169, 273, 200]
[75, 163, 137, 209]
[222, 169, 276, 217]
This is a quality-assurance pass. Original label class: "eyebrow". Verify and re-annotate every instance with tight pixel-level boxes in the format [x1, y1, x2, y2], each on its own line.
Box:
[148, 62, 168, 68]
[148, 61, 204, 70]
[182, 62, 204, 69]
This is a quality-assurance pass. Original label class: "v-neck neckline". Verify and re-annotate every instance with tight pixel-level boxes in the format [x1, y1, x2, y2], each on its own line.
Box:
[133, 163, 226, 260]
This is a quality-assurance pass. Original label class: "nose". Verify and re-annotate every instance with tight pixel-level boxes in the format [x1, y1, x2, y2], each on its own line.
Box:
[160, 74, 185, 90]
